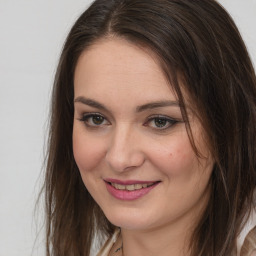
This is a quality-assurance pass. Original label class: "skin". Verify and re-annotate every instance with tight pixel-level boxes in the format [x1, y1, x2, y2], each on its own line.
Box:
[73, 38, 214, 256]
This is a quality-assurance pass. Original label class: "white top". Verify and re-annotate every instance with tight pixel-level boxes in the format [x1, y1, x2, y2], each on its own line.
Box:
[96, 229, 120, 256]
[237, 205, 256, 255]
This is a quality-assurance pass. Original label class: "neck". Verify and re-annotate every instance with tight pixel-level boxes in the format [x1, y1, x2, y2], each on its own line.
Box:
[120, 221, 192, 256]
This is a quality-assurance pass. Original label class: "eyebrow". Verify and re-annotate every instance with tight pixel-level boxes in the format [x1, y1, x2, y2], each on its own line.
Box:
[74, 96, 107, 111]
[136, 100, 180, 112]
[74, 96, 180, 112]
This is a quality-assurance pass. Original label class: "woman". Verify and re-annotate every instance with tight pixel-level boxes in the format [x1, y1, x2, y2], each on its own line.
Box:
[43, 0, 256, 255]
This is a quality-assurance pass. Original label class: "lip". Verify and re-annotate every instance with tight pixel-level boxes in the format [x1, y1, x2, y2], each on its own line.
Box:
[104, 178, 158, 185]
[104, 179, 160, 201]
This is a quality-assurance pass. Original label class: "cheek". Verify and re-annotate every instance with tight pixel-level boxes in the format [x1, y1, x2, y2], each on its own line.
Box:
[72, 129, 106, 174]
[149, 136, 197, 178]
[72, 128, 110, 206]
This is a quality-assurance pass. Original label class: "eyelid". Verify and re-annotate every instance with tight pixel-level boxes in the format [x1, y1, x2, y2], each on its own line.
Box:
[147, 114, 182, 121]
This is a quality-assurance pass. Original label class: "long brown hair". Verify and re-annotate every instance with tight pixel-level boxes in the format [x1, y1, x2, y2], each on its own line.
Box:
[43, 0, 256, 255]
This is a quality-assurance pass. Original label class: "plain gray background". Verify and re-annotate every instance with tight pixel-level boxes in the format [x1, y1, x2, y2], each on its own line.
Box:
[0, 1, 255, 255]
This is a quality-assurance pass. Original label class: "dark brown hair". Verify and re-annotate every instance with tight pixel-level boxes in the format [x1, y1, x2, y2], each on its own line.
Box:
[43, 0, 256, 255]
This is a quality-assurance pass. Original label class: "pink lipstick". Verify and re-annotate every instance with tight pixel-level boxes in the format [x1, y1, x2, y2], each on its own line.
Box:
[104, 179, 160, 201]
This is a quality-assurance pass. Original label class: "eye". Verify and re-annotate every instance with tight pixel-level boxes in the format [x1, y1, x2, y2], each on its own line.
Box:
[79, 113, 109, 127]
[153, 118, 169, 128]
[145, 116, 178, 130]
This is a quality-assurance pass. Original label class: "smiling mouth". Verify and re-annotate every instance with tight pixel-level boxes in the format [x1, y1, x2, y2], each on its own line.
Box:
[107, 182, 159, 191]
[105, 180, 161, 200]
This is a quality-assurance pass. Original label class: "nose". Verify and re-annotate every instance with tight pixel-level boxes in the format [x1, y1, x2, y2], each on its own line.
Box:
[105, 125, 145, 172]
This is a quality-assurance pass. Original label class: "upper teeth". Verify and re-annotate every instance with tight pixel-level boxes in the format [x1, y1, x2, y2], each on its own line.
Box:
[111, 183, 154, 191]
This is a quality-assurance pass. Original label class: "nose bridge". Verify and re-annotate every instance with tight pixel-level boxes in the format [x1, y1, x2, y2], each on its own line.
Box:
[106, 123, 144, 172]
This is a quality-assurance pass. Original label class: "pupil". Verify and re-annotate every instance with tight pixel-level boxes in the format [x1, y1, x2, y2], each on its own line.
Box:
[155, 118, 167, 127]
[92, 116, 104, 125]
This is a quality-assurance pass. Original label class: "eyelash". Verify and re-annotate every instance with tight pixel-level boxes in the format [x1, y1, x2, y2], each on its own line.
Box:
[78, 113, 179, 130]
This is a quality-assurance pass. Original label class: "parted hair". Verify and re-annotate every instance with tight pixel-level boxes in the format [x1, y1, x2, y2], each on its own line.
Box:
[43, 0, 256, 255]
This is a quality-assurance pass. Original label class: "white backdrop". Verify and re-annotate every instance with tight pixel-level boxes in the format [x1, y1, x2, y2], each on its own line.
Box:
[0, 1, 255, 255]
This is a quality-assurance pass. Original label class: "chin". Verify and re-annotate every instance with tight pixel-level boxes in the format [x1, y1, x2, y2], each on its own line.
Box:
[103, 207, 155, 230]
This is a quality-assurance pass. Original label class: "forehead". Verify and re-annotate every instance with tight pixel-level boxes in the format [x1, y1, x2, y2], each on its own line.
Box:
[74, 38, 177, 102]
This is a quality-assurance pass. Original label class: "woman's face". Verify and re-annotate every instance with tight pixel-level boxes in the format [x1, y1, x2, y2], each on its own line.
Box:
[73, 38, 214, 231]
